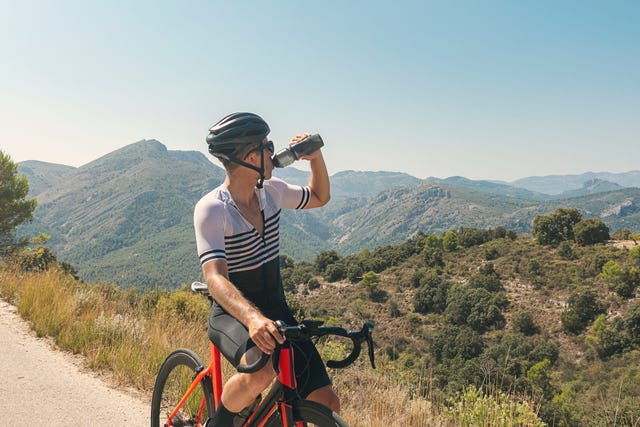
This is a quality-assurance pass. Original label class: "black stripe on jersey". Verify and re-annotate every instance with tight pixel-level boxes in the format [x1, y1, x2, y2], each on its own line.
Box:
[295, 187, 310, 210]
[226, 229, 258, 244]
[264, 209, 280, 226]
[199, 249, 226, 264]
[226, 234, 263, 257]
[230, 246, 280, 272]
[226, 233, 280, 271]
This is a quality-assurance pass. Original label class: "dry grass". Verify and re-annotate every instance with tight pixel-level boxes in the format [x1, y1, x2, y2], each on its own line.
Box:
[0, 265, 544, 426]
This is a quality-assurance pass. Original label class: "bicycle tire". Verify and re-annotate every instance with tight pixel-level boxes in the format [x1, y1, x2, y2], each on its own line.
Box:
[151, 348, 215, 427]
[262, 400, 349, 427]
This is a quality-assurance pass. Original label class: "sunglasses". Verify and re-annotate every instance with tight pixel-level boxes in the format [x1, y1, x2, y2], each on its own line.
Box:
[246, 140, 275, 156]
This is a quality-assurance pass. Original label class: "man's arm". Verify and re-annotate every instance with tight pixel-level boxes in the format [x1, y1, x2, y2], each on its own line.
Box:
[294, 133, 330, 209]
[203, 260, 283, 354]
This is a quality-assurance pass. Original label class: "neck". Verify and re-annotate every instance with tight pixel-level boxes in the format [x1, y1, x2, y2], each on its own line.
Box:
[224, 173, 258, 205]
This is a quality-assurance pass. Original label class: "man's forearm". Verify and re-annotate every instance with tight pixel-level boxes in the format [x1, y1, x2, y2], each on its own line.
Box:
[207, 274, 262, 326]
[307, 153, 330, 207]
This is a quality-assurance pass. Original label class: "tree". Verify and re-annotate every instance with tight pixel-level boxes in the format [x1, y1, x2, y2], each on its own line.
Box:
[360, 271, 381, 300]
[313, 249, 341, 274]
[0, 150, 37, 256]
[442, 230, 458, 252]
[601, 261, 640, 299]
[561, 288, 604, 335]
[574, 218, 609, 246]
[512, 310, 538, 335]
[413, 274, 450, 314]
[532, 208, 582, 246]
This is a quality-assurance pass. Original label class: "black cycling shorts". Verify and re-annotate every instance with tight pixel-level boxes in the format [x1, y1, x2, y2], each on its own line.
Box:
[208, 309, 331, 399]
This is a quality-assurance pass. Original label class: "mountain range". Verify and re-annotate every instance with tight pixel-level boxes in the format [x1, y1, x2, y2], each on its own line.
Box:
[17, 139, 640, 288]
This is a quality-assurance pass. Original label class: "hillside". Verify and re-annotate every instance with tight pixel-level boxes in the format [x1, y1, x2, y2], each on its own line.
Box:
[17, 140, 640, 288]
[274, 168, 423, 200]
[19, 140, 226, 288]
[511, 170, 640, 195]
[321, 183, 640, 254]
[18, 160, 77, 197]
[283, 234, 640, 426]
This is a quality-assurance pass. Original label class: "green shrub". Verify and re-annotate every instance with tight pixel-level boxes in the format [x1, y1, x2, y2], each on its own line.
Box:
[445, 285, 506, 332]
[561, 288, 604, 335]
[532, 208, 582, 246]
[512, 310, 538, 335]
[574, 218, 610, 246]
[413, 274, 449, 314]
[442, 386, 545, 427]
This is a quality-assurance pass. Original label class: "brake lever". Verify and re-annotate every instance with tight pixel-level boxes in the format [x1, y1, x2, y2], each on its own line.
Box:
[363, 321, 376, 369]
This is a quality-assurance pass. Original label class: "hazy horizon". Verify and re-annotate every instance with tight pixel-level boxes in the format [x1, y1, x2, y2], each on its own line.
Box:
[13, 138, 640, 185]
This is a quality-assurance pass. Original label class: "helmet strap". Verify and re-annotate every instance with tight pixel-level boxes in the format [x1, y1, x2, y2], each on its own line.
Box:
[226, 152, 266, 189]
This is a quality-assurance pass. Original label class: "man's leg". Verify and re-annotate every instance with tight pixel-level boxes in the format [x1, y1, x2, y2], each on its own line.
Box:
[306, 385, 340, 413]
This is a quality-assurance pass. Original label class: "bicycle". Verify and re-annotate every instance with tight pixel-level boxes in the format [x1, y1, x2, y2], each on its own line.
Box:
[151, 281, 376, 427]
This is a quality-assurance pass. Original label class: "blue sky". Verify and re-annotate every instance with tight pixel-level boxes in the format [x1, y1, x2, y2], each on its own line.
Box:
[1, 1, 638, 181]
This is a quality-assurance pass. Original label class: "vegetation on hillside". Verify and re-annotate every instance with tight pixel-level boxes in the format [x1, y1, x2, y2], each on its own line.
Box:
[17, 142, 640, 288]
[278, 211, 640, 426]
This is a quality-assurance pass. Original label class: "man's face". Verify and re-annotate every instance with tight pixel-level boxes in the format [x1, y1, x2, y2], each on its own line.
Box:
[244, 138, 275, 179]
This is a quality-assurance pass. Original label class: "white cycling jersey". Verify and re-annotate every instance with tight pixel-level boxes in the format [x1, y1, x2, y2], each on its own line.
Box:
[193, 177, 310, 314]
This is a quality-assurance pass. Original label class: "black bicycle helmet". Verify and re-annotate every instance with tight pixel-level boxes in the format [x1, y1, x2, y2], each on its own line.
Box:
[206, 112, 270, 160]
[206, 112, 271, 188]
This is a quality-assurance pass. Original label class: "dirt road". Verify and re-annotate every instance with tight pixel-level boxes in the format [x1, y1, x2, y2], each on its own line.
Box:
[0, 300, 149, 426]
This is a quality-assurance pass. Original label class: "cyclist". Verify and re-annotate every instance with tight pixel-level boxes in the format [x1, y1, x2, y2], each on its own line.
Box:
[194, 112, 336, 426]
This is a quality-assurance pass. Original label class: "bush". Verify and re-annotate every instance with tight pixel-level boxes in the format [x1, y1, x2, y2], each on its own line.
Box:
[512, 310, 538, 335]
[313, 250, 341, 274]
[444, 285, 506, 333]
[468, 273, 502, 292]
[442, 230, 458, 252]
[601, 261, 640, 298]
[413, 274, 449, 314]
[558, 241, 575, 260]
[323, 262, 346, 282]
[307, 277, 321, 290]
[574, 218, 610, 246]
[431, 325, 484, 362]
[442, 386, 545, 427]
[532, 208, 582, 246]
[423, 247, 444, 268]
[458, 227, 493, 248]
[561, 288, 604, 335]
[624, 303, 640, 346]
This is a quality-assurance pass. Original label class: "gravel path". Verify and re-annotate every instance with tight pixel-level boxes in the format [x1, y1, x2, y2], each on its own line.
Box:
[0, 300, 149, 426]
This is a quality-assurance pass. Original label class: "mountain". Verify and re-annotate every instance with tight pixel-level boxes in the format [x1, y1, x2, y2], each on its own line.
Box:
[19, 140, 226, 288]
[274, 168, 423, 200]
[553, 178, 624, 199]
[510, 171, 640, 195]
[17, 140, 640, 288]
[426, 176, 549, 200]
[321, 183, 640, 254]
[18, 160, 77, 197]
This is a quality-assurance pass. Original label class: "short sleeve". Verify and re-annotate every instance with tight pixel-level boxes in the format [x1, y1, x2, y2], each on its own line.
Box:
[267, 177, 311, 210]
[194, 196, 227, 266]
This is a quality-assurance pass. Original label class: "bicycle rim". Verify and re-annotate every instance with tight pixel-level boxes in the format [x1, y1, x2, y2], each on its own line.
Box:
[150, 349, 215, 427]
[262, 400, 349, 427]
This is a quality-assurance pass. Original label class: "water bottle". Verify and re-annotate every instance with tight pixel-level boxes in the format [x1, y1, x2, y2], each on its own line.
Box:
[272, 134, 324, 168]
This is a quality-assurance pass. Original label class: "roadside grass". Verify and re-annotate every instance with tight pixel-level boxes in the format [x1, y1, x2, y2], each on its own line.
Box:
[0, 265, 543, 426]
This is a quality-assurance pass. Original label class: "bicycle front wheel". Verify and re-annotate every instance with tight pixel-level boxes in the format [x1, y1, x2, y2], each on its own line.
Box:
[151, 349, 215, 427]
[263, 400, 349, 427]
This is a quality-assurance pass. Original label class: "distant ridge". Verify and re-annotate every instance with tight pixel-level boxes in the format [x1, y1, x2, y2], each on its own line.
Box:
[510, 171, 640, 195]
[17, 140, 640, 288]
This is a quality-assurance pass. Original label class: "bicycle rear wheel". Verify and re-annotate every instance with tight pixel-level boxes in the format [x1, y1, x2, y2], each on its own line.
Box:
[263, 400, 348, 427]
[151, 349, 215, 427]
